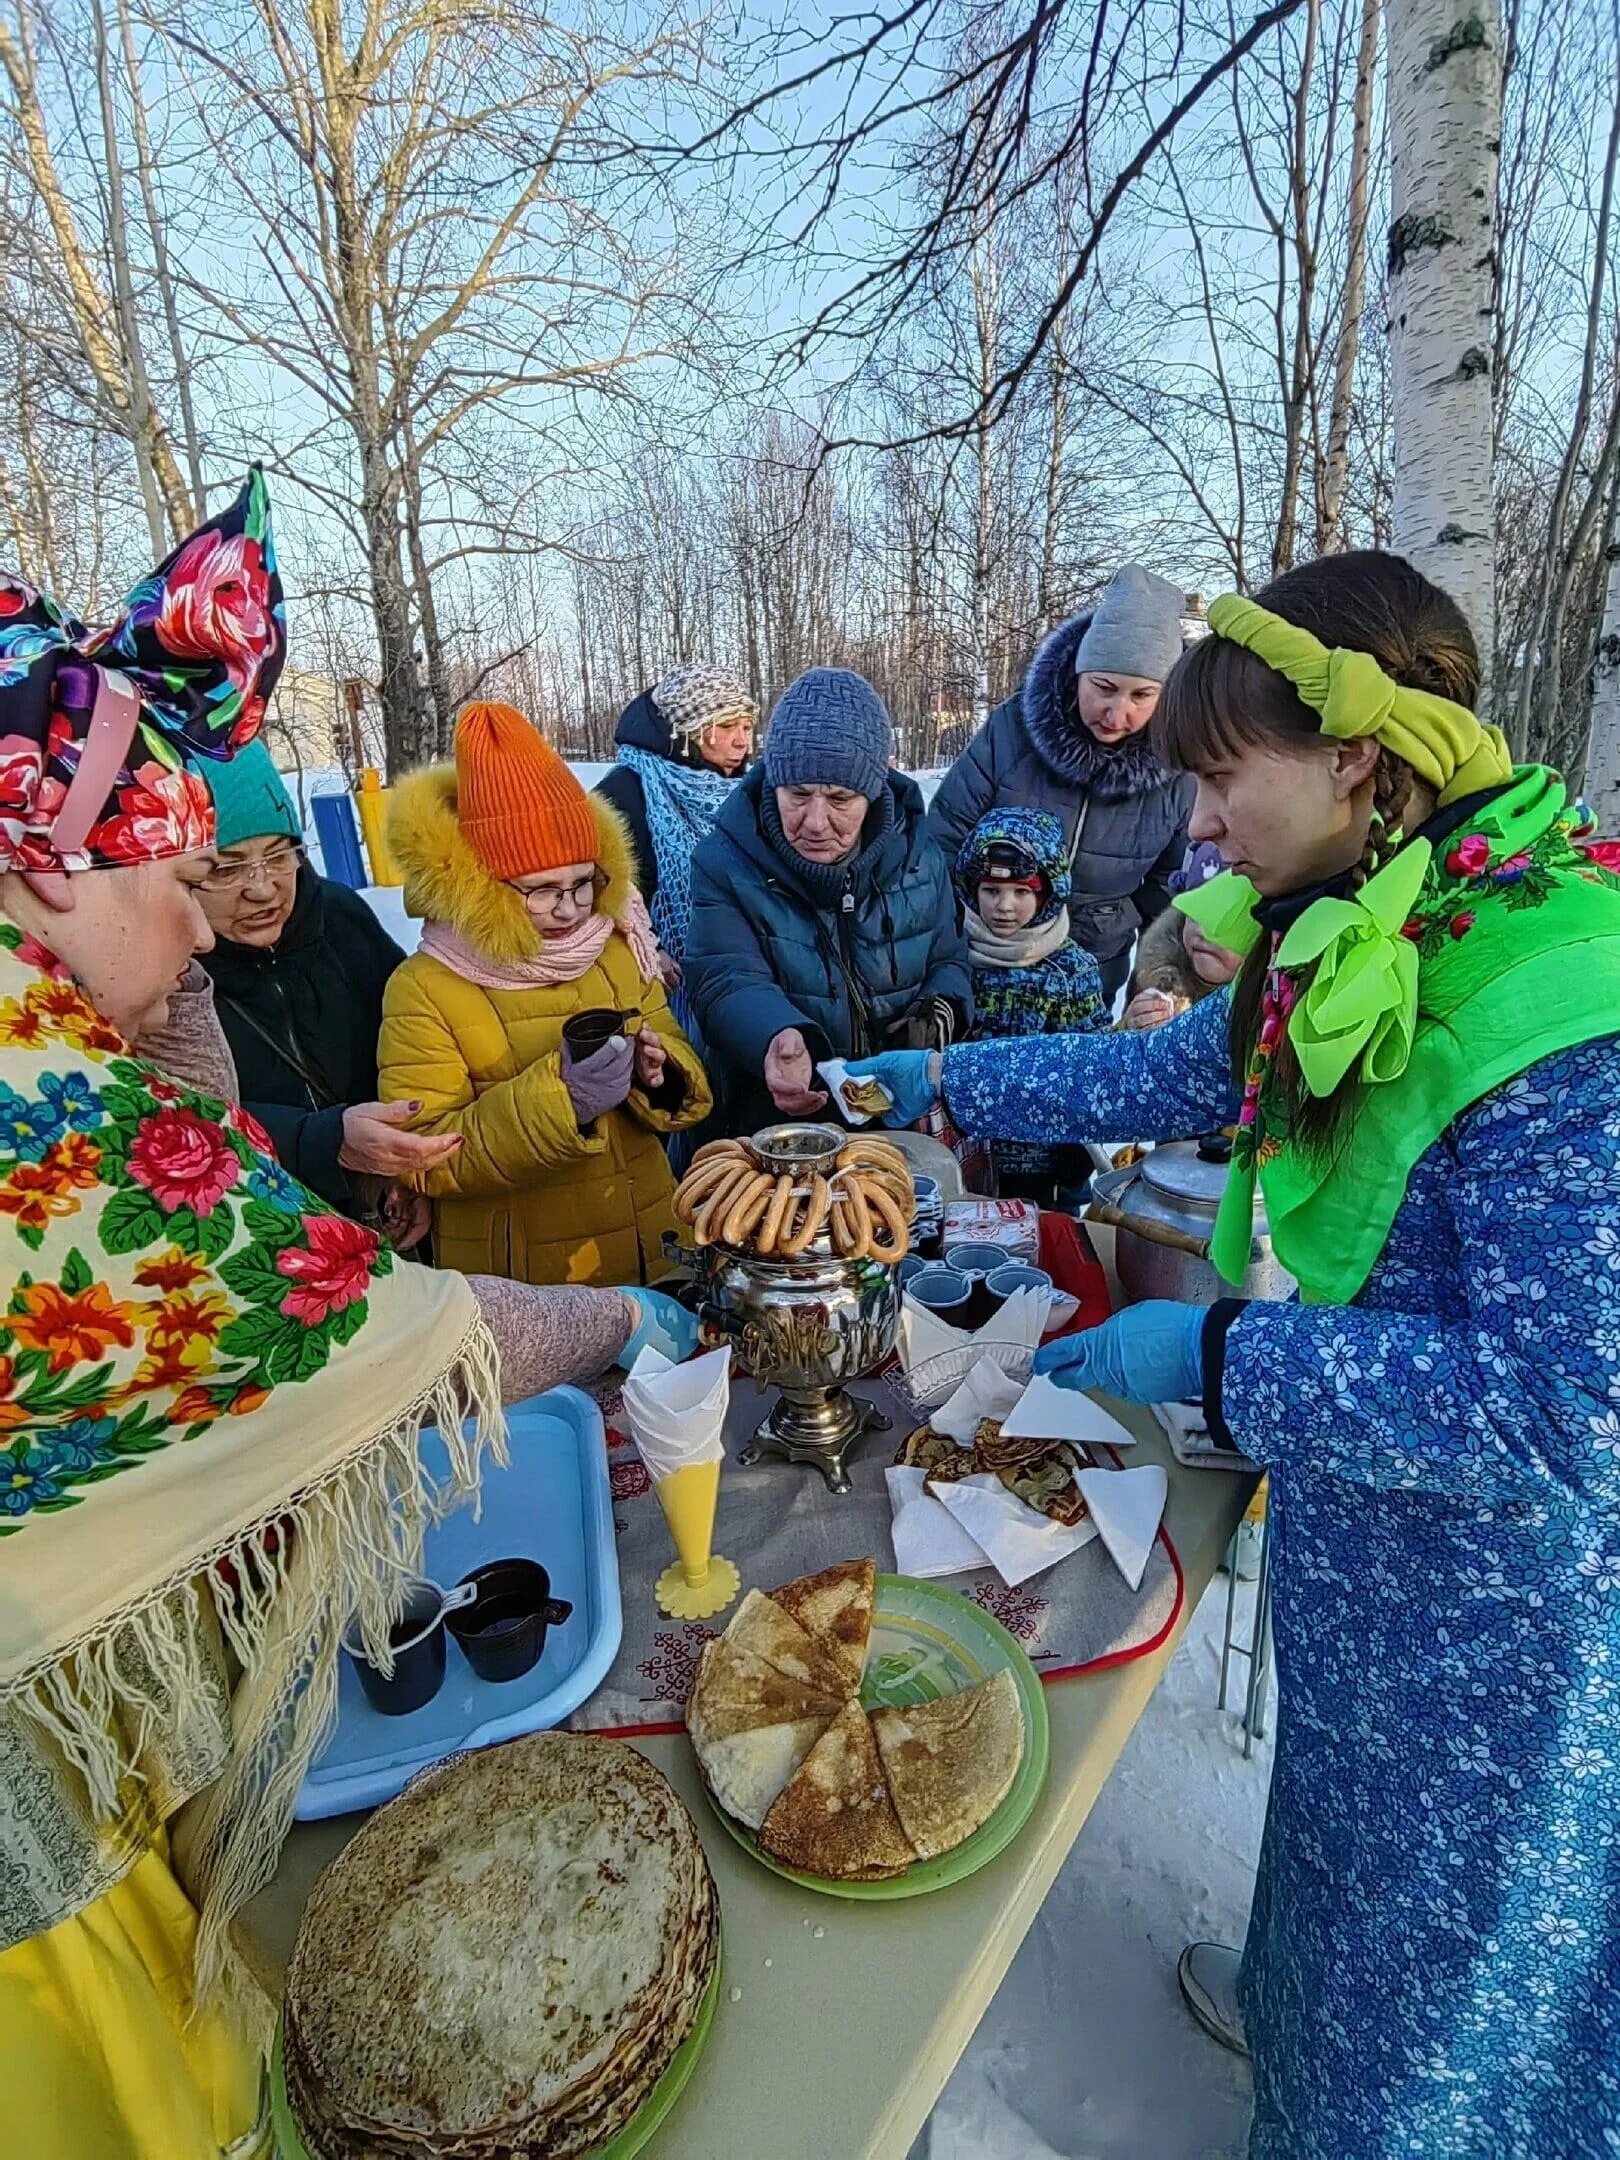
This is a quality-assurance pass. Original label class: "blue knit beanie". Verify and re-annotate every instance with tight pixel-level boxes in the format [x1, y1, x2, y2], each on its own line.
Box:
[763, 668, 891, 800]
[204, 739, 302, 851]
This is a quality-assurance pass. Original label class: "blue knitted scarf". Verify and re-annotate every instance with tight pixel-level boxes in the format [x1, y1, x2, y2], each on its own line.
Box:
[614, 745, 735, 964]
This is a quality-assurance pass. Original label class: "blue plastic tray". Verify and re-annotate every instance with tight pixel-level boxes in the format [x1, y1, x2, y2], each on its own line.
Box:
[294, 1385, 622, 1821]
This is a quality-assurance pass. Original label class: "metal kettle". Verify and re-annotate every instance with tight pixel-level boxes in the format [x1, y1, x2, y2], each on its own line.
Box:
[1086, 1134, 1295, 1306]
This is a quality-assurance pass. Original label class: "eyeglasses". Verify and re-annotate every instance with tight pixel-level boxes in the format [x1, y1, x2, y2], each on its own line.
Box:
[512, 872, 601, 916]
[200, 843, 305, 893]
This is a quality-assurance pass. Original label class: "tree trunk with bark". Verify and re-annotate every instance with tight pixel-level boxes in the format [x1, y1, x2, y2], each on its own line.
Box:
[1320, 0, 1383, 551]
[1385, 0, 1501, 684]
[1587, 544, 1620, 831]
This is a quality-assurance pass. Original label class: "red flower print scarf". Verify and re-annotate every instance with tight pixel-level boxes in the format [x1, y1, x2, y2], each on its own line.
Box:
[0, 469, 285, 872]
[0, 930, 504, 2027]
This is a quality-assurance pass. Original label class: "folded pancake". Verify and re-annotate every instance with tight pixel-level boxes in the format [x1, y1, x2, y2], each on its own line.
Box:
[686, 1637, 844, 1829]
[759, 1701, 915, 1880]
[768, 1558, 876, 1694]
[723, 1587, 853, 1700]
[690, 1717, 834, 1831]
[870, 1669, 1023, 1861]
[686, 1637, 844, 1743]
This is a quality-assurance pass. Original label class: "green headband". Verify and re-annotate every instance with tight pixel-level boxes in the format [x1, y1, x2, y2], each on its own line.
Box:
[1206, 593, 1511, 808]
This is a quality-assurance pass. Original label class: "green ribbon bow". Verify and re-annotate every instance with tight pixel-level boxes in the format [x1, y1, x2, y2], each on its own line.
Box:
[1173, 869, 1264, 957]
[1276, 839, 1432, 1096]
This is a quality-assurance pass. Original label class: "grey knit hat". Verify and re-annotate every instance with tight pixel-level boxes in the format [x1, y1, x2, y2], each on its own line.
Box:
[763, 667, 892, 799]
[652, 661, 757, 744]
[1074, 566, 1186, 683]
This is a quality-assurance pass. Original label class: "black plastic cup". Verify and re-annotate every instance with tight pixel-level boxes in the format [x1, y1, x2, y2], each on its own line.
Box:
[562, 1008, 627, 1061]
[906, 1268, 973, 1321]
[344, 1578, 450, 1717]
[447, 1559, 573, 1684]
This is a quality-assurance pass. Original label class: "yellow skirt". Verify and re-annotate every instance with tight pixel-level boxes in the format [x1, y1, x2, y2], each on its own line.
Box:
[0, 1834, 268, 2160]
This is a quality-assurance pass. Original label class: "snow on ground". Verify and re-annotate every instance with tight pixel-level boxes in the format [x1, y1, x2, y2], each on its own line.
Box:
[916, 1574, 1273, 2160]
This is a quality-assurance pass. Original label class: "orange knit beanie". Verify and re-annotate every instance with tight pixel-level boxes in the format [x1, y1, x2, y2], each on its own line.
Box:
[453, 700, 598, 879]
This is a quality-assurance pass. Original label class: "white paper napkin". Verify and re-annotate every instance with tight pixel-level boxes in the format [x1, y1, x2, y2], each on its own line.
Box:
[621, 1343, 731, 1478]
[885, 1466, 991, 1578]
[931, 1357, 1028, 1443]
[816, 1057, 890, 1124]
[1075, 1464, 1168, 1591]
[898, 1282, 1054, 1374]
[929, 1474, 1097, 1587]
[1000, 1374, 1137, 1451]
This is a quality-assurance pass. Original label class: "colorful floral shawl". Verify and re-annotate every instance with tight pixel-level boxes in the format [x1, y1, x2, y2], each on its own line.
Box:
[0, 931, 502, 2022]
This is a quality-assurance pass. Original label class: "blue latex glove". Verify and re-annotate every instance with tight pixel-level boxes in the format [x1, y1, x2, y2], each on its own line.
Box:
[840, 1050, 939, 1128]
[617, 1287, 701, 1368]
[1033, 1301, 1205, 1405]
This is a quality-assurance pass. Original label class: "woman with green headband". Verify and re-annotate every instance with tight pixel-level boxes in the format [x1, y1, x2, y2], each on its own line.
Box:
[847, 550, 1620, 2159]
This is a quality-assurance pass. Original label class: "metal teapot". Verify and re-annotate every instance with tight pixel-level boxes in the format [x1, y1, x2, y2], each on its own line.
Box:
[1086, 1135, 1294, 1306]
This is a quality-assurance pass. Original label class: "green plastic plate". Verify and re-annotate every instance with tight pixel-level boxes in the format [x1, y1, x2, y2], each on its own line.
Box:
[272, 1944, 721, 2160]
[703, 1571, 1051, 1900]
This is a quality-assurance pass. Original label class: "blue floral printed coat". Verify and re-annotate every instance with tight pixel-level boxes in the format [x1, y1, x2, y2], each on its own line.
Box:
[946, 994, 1620, 2159]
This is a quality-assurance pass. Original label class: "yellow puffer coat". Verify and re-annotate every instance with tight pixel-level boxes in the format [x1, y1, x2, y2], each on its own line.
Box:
[379, 767, 712, 1286]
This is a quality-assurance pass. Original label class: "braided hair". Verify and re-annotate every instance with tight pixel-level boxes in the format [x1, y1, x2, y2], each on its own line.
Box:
[1153, 551, 1480, 1148]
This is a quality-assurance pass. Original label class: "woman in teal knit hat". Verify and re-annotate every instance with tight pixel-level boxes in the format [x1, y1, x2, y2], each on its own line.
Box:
[197, 742, 455, 1239]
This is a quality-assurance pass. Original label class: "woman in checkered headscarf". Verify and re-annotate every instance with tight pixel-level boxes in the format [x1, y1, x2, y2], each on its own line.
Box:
[594, 662, 757, 994]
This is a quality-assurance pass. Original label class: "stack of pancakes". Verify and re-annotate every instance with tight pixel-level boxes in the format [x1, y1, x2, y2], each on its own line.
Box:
[283, 1734, 718, 2158]
[686, 1560, 1024, 1882]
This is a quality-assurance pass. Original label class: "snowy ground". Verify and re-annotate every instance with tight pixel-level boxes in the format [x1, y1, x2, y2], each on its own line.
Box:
[916, 1574, 1273, 2160]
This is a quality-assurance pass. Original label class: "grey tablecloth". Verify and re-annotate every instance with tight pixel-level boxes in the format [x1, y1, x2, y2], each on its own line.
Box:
[572, 1371, 1182, 1733]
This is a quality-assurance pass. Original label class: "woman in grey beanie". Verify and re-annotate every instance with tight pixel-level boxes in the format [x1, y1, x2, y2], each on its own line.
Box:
[685, 667, 972, 1129]
[927, 565, 1195, 1001]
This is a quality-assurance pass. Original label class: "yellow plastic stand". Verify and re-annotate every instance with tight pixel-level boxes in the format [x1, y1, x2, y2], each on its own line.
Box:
[354, 767, 402, 887]
[652, 1460, 739, 1619]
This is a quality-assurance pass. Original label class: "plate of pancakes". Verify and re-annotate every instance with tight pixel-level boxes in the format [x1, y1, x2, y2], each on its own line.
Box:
[275, 1733, 719, 2159]
[685, 1560, 1050, 1898]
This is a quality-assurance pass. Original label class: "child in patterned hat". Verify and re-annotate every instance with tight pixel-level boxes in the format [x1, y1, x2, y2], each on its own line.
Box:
[953, 807, 1108, 1200]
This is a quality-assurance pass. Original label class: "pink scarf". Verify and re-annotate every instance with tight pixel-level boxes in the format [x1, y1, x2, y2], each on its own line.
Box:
[420, 887, 664, 991]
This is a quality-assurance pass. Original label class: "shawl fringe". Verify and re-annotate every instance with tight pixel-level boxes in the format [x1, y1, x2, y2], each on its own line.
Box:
[6, 1312, 506, 2033]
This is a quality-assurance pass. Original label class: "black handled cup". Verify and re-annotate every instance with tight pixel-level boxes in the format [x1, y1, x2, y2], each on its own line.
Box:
[343, 1576, 465, 1717]
[447, 1559, 573, 1684]
[562, 1008, 628, 1061]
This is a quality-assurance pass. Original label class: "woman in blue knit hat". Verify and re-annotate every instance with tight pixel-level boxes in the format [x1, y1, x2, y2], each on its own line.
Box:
[684, 666, 971, 1133]
[194, 741, 454, 1241]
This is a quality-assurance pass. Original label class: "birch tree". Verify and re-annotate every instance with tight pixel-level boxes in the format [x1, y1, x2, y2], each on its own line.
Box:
[1588, 545, 1620, 825]
[1385, 0, 1502, 677]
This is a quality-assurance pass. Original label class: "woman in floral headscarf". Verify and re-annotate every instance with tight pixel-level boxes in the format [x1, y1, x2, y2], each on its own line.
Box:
[0, 478, 694, 2160]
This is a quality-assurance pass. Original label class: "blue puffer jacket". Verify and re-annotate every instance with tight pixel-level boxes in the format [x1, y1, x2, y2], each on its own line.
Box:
[686, 766, 972, 1131]
[927, 609, 1194, 995]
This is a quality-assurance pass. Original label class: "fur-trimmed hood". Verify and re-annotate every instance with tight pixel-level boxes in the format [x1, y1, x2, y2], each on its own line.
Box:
[1018, 609, 1178, 802]
[387, 763, 638, 965]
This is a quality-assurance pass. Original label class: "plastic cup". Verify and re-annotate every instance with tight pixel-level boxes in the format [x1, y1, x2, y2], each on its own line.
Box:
[446, 1559, 573, 1684]
[986, 1264, 1053, 1301]
[343, 1576, 465, 1717]
[907, 1269, 972, 1320]
[562, 1008, 627, 1060]
[943, 1243, 1010, 1279]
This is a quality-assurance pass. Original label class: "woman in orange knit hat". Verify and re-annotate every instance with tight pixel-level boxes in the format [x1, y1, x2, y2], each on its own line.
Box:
[378, 702, 712, 1285]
